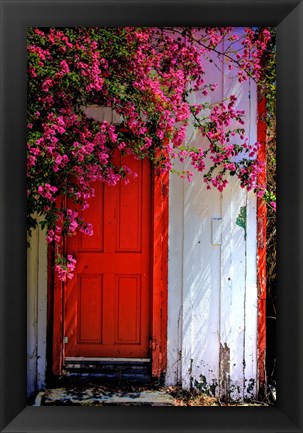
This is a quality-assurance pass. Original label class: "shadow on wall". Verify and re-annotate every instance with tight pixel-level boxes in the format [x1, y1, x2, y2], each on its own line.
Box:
[181, 172, 256, 401]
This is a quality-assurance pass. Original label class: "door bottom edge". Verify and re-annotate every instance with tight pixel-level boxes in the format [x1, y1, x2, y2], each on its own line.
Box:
[64, 357, 150, 362]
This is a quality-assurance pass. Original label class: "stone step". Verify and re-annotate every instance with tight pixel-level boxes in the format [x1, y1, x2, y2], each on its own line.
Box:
[36, 388, 175, 406]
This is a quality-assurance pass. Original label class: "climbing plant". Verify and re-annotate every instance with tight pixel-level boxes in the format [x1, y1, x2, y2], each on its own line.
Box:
[257, 27, 276, 390]
[27, 27, 274, 280]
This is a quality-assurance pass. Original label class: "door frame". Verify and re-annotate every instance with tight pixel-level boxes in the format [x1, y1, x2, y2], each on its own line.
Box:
[48, 165, 169, 378]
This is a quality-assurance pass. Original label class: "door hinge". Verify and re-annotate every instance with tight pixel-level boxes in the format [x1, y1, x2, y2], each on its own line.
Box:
[63, 336, 68, 344]
[149, 338, 157, 351]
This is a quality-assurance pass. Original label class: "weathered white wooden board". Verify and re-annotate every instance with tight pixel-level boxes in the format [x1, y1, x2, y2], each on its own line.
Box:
[166, 33, 258, 400]
[27, 222, 48, 396]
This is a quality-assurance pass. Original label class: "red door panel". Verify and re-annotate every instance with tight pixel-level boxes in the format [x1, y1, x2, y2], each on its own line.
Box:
[64, 154, 151, 358]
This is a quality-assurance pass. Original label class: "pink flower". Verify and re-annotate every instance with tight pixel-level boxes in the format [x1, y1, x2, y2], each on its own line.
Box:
[46, 230, 54, 243]
[60, 60, 70, 74]
[42, 78, 53, 92]
[270, 201, 276, 212]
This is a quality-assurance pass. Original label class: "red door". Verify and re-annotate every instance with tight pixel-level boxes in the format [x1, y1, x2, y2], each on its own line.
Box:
[63, 154, 152, 359]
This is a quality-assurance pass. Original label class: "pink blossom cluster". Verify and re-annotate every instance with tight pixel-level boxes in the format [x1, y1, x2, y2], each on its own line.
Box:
[55, 254, 77, 281]
[37, 184, 58, 201]
[224, 27, 271, 82]
[183, 27, 271, 82]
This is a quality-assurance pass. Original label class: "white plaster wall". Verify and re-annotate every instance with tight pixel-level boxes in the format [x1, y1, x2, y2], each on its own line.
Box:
[166, 32, 258, 401]
[27, 224, 48, 397]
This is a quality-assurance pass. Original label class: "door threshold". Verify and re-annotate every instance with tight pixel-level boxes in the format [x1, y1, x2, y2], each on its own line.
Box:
[64, 357, 150, 363]
[61, 357, 152, 384]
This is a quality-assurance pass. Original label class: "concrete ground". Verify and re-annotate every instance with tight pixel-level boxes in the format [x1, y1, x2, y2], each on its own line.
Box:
[34, 386, 175, 406]
[32, 383, 270, 407]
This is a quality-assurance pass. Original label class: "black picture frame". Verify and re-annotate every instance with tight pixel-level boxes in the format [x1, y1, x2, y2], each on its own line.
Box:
[1, 0, 302, 432]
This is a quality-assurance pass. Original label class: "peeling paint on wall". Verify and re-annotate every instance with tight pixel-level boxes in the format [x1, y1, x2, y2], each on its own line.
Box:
[245, 378, 256, 400]
[219, 343, 230, 401]
[194, 374, 219, 397]
[236, 206, 247, 240]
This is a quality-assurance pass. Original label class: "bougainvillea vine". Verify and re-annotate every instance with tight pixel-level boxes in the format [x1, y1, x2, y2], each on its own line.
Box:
[27, 27, 274, 280]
